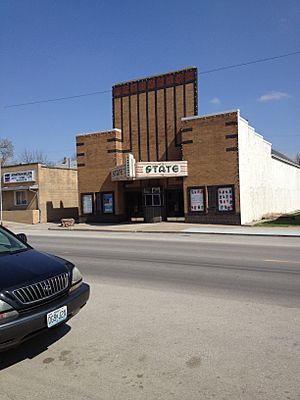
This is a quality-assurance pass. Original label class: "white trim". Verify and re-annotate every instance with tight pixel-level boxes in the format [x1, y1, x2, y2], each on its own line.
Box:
[2, 185, 39, 192]
[181, 109, 240, 121]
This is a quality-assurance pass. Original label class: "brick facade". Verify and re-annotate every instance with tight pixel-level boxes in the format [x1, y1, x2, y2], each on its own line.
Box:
[76, 68, 242, 224]
[76, 129, 127, 221]
[112, 67, 197, 161]
[181, 112, 241, 224]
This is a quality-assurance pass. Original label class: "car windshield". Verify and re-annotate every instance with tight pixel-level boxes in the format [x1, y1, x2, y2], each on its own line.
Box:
[0, 227, 28, 254]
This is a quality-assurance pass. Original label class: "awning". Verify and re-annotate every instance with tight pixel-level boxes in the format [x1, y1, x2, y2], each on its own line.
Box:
[1, 185, 39, 191]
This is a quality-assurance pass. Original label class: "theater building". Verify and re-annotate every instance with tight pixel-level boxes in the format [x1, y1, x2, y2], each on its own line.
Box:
[76, 67, 300, 225]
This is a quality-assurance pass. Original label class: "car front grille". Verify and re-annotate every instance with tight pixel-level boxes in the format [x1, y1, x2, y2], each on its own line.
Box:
[13, 273, 69, 305]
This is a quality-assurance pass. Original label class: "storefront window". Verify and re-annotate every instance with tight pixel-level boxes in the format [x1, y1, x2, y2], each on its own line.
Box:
[82, 193, 93, 215]
[15, 191, 27, 206]
[217, 187, 234, 212]
[189, 187, 205, 212]
[102, 192, 114, 214]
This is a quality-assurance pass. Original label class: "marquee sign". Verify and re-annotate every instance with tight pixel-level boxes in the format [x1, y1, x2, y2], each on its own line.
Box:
[136, 161, 188, 179]
[111, 156, 188, 181]
[3, 170, 35, 184]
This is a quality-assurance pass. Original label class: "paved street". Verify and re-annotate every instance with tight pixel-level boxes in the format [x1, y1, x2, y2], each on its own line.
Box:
[0, 232, 299, 400]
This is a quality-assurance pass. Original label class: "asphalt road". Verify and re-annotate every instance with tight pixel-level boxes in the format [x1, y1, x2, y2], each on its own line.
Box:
[0, 232, 299, 400]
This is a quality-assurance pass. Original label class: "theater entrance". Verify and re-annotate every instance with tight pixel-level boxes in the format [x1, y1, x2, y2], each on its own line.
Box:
[125, 186, 184, 223]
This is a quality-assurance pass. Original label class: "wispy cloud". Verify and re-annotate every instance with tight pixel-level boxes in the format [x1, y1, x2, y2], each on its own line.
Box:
[258, 91, 290, 102]
[210, 97, 221, 105]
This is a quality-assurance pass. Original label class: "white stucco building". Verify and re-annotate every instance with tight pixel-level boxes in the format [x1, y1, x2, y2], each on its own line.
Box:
[238, 111, 300, 224]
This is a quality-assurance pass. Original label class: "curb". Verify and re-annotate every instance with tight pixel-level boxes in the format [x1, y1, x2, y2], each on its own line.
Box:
[47, 227, 300, 238]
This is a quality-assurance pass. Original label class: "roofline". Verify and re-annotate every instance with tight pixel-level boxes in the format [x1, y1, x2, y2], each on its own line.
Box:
[113, 66, 197, 87]
[41, 165, 78, 171]
[2, 162, 41, 168]
[76, 128, 121, 137]
[182, 109, 240, 121]
[271, 153, 300, 169]
[2, 162, 78, 171]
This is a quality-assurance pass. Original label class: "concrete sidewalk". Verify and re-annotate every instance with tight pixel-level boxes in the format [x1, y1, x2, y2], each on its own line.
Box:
[3, 220, 300, 237]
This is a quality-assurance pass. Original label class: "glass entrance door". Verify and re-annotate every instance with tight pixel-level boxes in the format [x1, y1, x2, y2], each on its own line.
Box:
[143, 187, 163, 223]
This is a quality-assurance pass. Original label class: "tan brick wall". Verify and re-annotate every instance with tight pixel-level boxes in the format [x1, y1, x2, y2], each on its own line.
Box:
[122, 96, 130, 149]
[181, 111, 240, 222]
[156, 89, 166, 160]
[3, 210, 40, 224]
[76, 129, 125, 217]
[113, 68, 197, 163]
[130, 94, 139, 157]
[185, 83, 195, 116]
[38, 165, 78, 223]
[148, 90, 156, 160]
[139, 92, 148, 160]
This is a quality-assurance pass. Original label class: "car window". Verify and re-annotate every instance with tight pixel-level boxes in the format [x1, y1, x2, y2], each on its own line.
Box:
[0, 228, 28, 254]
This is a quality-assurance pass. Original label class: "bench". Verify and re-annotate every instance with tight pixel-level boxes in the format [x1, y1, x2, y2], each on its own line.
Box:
[60, 218, 75, 228]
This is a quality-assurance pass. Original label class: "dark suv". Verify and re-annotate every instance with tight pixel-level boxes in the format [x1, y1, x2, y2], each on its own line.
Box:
[0, 225, 90, 351]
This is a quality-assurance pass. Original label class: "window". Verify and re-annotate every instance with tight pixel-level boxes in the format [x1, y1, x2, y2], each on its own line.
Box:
[144, 187, 161, 207]
[189, 187, 205, 212]
[0, 226, 28, 254]
[217, 186, 234, 212]
[81, 193, 93, 215]
[15, 191, 27, 206]
[102, 192, 114, 214]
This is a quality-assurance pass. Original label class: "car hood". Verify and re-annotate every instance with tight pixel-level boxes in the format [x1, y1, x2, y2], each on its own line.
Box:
[0, 249, 69, 290]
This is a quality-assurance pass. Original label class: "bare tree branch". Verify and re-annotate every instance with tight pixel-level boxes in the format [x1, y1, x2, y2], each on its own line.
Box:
[0, 138, 14, 165]
[18, 149, 52, 165]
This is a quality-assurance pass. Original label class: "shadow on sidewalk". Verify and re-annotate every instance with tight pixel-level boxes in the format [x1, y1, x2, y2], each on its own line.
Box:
[0, 324, 71, 371]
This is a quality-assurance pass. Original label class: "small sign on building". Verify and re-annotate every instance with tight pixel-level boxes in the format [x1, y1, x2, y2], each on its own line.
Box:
[3, 170, 35, 184]
[111, 154, 136, 181]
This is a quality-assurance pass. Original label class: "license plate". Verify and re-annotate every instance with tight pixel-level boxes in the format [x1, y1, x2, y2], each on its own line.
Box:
[47, 306, 67, 328]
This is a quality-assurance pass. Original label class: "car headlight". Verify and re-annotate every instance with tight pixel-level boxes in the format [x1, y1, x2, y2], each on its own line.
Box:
[70, 267, 83, 292]
[0, 300, 19, 324]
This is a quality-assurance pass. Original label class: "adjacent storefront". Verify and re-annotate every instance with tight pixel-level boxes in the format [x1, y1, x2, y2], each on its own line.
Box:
[1, 163, 78, 224]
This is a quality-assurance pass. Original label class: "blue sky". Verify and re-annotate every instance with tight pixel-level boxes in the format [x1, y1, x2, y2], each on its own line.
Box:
[1, 0, 300, 162]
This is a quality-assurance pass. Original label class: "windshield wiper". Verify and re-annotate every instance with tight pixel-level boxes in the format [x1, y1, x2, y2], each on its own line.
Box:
[0, 248, 29, 255]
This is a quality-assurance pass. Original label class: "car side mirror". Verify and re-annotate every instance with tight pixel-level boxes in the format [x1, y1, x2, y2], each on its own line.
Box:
[17, 233, 28, 243]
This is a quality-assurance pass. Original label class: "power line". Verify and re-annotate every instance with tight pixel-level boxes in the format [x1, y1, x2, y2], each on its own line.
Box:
[199, 50, 300, 74]
[5, 89, 112, 108]
[4, 50, 300, 109]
